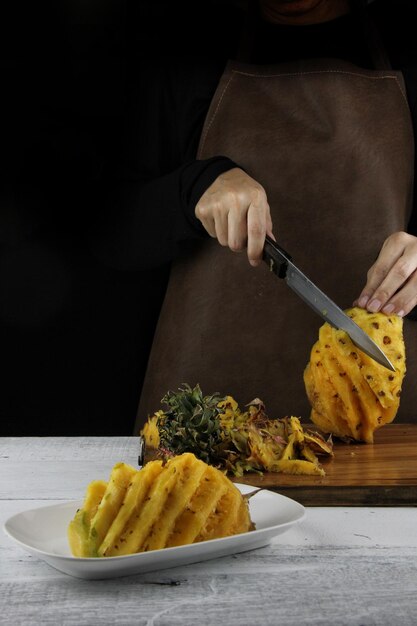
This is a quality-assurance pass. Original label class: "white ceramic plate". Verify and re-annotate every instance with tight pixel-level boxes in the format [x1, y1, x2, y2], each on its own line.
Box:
[3, 485, 305, 580]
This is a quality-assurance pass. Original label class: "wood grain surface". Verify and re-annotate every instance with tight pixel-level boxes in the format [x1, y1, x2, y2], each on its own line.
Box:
[231, 424, 417, 506]
[141, 424, 417, 507]
[1, 437, 417, 625]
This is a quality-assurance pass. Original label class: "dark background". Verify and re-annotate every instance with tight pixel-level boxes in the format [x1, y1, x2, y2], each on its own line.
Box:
[0, 0, 242, 434]
[1, 1, 416, 433]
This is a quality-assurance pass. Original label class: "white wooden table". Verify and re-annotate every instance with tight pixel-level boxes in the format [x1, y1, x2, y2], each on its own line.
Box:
[1, 437, 417, 626]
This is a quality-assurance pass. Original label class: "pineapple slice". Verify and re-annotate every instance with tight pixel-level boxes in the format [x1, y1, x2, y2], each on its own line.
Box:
[67, 480, 107, 557]
[88, 462, 137, 555]
[68, 453, 254, 558]
[98, 459, 164, 556]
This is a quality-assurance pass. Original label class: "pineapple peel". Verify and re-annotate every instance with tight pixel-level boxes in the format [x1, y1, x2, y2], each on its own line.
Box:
[68, 453, 254, 557]
[140, 384, 333, 477]
[304, 307, 406, 443]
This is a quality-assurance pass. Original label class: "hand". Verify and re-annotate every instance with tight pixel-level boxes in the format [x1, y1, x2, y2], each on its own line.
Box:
[354, 231, 417, 317]
[195, 168, 274, 266]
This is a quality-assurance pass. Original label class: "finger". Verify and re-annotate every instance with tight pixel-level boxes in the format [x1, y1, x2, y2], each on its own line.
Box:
[366, 249, 417, 313]
[227, 207, 247, 252]
[355, 240, 405, 310]
[266, 213, 275, 240]
[195, 202, 217, 238]
[247, 203, 269, 266]
[213, 204, 229, 247]
[381, 270, 417, 317]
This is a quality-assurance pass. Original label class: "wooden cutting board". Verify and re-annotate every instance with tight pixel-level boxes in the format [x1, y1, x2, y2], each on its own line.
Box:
[232, 424, 417, 507]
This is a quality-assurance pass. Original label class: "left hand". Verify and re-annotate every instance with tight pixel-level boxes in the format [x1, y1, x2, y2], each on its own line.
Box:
[354, 231, 417, 317]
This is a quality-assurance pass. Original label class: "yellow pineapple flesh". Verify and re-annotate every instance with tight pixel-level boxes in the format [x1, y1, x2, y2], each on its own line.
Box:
[303, 307, 406, 443]
[68, 453, 254, 558]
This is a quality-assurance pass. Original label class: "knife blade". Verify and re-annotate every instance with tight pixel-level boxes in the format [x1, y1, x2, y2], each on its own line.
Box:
[263, 235, 395, 371]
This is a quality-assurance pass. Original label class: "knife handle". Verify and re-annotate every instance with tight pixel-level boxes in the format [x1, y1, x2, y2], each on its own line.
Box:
[263, 235, 292, 279]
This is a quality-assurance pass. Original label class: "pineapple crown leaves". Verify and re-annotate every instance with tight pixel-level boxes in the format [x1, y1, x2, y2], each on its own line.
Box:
[157, 384, 227, 464]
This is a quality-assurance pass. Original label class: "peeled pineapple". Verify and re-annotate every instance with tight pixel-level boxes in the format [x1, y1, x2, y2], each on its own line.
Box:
[303, 307, 406, 443]
[68, 452, 254, 557]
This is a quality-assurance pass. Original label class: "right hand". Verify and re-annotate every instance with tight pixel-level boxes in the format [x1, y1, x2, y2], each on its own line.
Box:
[195, 168, 274, 266]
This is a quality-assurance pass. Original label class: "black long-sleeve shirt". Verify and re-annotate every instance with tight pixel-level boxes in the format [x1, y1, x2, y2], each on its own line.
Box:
[1, 0, 416, 434]
[89, 0, 417, 273]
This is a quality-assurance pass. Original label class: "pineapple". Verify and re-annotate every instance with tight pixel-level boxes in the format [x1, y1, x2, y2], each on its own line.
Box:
[68, 453, 254, 557]
[150, 383, 227, 465]
[67, 480, 107, 557]
[304, 307, 406, 443]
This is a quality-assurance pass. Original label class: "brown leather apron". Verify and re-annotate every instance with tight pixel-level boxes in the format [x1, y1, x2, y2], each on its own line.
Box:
[136, 57, 416, 429]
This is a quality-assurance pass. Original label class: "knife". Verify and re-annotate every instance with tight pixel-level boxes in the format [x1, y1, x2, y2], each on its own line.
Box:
[263, 235, 395, 371]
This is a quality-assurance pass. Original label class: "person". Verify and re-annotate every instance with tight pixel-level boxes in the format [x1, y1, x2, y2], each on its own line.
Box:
[132, 0, 417, 428]
[2, 0, 416, 435]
